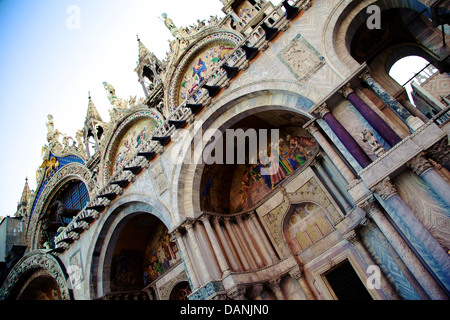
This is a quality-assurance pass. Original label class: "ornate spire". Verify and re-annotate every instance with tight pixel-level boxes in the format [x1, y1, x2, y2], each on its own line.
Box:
[15, 178, 31, 217]
[86, 92, 103, 123]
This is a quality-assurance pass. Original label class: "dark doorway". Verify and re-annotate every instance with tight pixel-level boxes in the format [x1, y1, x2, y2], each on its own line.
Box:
[324, 260, 373, 300]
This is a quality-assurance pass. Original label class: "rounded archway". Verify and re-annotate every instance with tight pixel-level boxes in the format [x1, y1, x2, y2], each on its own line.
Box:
[169, 281, 192, 300]
[199, 110, 319, 214]
[37, 179, 90, 250]
[283, 202, 335, 255]
[94, 206, 180, 299]
[15, 270, 62, 300]
[0, 250, 71, 300]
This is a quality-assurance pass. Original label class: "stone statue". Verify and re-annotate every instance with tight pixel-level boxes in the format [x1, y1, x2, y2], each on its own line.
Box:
[162, 13, 180, 38]
[103, 81, 128, 109]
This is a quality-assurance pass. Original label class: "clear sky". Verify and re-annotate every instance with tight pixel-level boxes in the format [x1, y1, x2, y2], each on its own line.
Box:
[0, 0, 228, 217]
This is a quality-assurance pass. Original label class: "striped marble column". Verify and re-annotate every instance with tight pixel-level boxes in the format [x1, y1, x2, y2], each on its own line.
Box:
[173, 230, 200, 289]
[360, 197, 448, 300]
[316, 104, 372, 169]
[359, 71, 424, 131]
[407, 153, 450, 207]
[339, 83, 402, 147]
[213, 217, 241, 272]
[305, 122, 357, 183]
[184, 222, 212, 284]
[200, 215, 231, 276]
[372, 178, 450, 294]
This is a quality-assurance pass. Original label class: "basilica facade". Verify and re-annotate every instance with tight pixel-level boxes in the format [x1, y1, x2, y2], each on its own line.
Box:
[1, 0, 449, 300]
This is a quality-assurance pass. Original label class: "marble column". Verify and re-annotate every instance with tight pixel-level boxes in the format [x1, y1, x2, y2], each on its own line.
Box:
[224, 218, 251, 271]
[234, 216, 258, 270]
[213, 217, 241, 272]
[246, 213, 272, 266]
[407, 153, 450, 207]
[313, 156, 353, 213]
[184, 222, 212, 284]
[237, 216, 265, 268]
[398, 95, 429, 123]
[267, 278, 285, 300]
[360, 197, 448, 300]
[339, 83, 402, 147]
[372, 178, 450, 293]
[249, 213, 279, 263]
[343, 229, 400, 300]
[173, 230, 200, 289]
[200, 215, 231, 276]
[289, 266, 315, 300]
[305, 123, 357, 183]
[316, 104, 372, 169]
[360, 71, 424, 131]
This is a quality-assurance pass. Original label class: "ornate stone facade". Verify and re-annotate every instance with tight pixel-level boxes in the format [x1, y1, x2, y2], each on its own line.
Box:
[1, 0, 449, 301]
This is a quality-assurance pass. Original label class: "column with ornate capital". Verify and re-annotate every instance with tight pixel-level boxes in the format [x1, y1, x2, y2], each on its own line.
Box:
[173, 230, 200, 289]
[289, 266, 315, 300]
[245, 213, 272, 266]
[372, 178, 450, 293]
[343, 229, 400, 300]
[249, 213, 280, 263]
[213, 217, 242, 272]
[339, 83, 401, 147]
[234, 216, 259, 270]
[267, 278, 285, 300]
[237, 216, 265, 269]
[200, 215, 231, 277]
[360, 197, 448, 299]
[316, 104, 372, 169]
[407, 154, 450, 207]
[305, 122, 357, 183]
[224, 218, 251, 271]
[184, 222, 212, 285]
[359, 71, 424, 131]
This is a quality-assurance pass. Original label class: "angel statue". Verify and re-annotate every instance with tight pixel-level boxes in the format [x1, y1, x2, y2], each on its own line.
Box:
[162, 13, 180, 39]
[103, 82, 118, 105]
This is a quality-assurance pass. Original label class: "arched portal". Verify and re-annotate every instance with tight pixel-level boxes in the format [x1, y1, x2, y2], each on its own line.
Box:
[283, 202, 335, 255]
[199, 110, 319, 214]
[16, 270, 62, 300]
[169, 281, 192, 300]
[0, 250, 71, 300]
[90, 199, 179, 300]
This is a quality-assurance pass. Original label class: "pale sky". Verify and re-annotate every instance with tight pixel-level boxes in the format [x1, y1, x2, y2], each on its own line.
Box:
[0, 0, 229, 217]
[0, 0, 424, 218]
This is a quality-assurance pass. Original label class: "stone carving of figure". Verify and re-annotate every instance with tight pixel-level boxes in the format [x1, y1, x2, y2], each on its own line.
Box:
[103, 81, 128, 109]
[162, 13, 180, 38]
[361, 128, 386, 157]
[75, 130, 86, 154]
[103, 82, 118, 105]
[46, 115, 63, 154]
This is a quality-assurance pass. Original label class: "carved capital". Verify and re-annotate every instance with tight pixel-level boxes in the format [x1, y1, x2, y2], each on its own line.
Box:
[372, 178, 397, 201]
[289, 265, 305, 280]
[316, 103, 331, 118]
[227, 286, 247, 300]
[343, 230, 361, 244]
[305, 122, 320, 135]
[359, 70, 372, 82]
[407, 153, 433, 176]
[338, 83, 354, 98]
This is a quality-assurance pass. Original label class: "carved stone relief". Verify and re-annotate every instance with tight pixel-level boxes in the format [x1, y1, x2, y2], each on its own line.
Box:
[278, 34, 325, 82]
